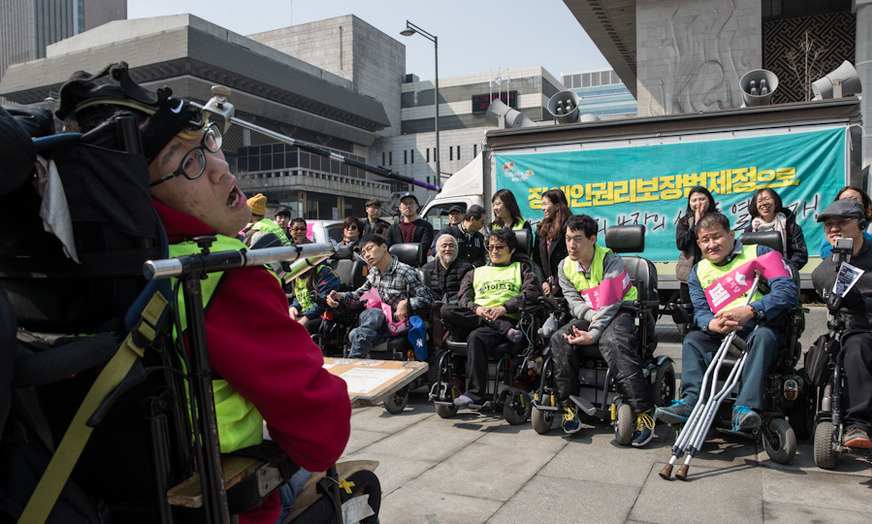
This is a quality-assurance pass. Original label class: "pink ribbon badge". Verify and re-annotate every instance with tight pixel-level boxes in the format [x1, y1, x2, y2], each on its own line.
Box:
[581, 268, 632, 311]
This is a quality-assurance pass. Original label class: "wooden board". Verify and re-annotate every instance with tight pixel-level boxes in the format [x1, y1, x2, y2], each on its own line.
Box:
[323, 358, 429, 407]
[167, 455, 264, 508]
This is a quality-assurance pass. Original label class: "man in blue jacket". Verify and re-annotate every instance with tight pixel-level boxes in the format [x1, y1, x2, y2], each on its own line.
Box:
[656, 212, 798, 430]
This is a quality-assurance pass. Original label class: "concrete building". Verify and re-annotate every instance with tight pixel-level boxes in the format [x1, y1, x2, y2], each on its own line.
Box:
[562, 0, 870, 169]
[0, 0, 126, 81]
[0, 14, 396, 220]
[561, 67, 637, 119]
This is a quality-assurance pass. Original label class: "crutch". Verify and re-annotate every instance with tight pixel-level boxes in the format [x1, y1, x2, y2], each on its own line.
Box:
[660, 275, 760, 481]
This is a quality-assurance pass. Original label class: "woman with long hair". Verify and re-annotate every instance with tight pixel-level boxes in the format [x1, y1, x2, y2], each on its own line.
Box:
[533, 189, 571, 296]
[743, 187, 807, 272]
[675, 186, 717, 304]
[490, 189, 531, 232]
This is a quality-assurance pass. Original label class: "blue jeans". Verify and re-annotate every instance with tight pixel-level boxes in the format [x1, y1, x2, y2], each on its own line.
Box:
[348, 308, 391, 358]
[680, 327, 780, 411]
[277, 468, 312, 523]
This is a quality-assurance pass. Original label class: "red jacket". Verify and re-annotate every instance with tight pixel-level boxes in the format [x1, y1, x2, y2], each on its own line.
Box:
[155, 200, 351, 522]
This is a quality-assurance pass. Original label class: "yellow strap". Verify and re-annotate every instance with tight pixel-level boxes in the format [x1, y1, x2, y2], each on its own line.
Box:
[18, 292, 167, 524]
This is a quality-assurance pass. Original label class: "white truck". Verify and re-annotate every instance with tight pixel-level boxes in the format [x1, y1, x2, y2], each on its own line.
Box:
[422, 98, 864, 296]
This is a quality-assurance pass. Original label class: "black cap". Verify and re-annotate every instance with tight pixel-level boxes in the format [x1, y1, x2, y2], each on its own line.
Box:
[447, 205, 464, 215]
[817, 199, 866, 222]
[399, 192, 419, 204]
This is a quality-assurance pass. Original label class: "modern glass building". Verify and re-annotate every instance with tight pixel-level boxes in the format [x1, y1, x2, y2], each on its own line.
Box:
[561, 68, 637, 119]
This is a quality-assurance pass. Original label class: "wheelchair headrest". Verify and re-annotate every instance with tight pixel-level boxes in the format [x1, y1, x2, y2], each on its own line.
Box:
[333, 244, 355, 260]
[738, 230, 784, 254]
[389, 242, 425, 266]
[512, 229, 533, 257]
[605, 225, 645, 253]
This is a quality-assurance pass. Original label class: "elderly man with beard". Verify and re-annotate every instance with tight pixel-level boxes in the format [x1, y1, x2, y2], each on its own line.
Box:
[423, 234, 474, 307]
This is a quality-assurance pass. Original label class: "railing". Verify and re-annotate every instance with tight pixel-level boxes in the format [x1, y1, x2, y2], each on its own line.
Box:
[237, 168, 393, 197]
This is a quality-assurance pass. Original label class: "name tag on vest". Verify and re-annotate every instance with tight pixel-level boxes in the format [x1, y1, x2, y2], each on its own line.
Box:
[704, 250, 791, 313]
[582, 268, 632, 311]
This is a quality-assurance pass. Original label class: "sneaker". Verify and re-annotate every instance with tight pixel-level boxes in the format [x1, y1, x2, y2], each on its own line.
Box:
[843, 427, 872, 449]
[632, 409, 656, 447]
[731, 405, 761, 431]
[453, 394, 473, 407]
[655, 399, 693, 424]
[506, 328, 522, 343]
[562, 406, 582, 435]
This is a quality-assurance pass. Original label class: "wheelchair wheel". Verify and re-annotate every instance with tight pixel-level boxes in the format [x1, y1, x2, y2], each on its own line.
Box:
[763, 418, 796, 464]
[614, 403, 633, 446]
[652, 360, 676, 406]
[813, 420, 838, 469]
[503, 389, 532, 425]
[531, 394, 555, 435]
[383, 386, 409, 414]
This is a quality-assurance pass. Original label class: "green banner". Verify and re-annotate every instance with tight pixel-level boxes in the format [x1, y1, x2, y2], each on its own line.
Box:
[495, 127, 847, 261]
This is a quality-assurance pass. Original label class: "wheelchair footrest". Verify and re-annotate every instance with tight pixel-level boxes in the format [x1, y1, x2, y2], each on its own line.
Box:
[167, 455, 267, 509]
[569, 395, 598, 417]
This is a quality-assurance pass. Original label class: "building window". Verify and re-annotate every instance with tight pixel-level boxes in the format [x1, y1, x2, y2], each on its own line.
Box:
[382, 152, 386, 165]
[449, 147, 453, 161]
[411, 150, 415, 164]
[426, 148, 430, 162]
[456, 146, 460, 161]
[404, 150, 408, 164]
[473, 144, 478, 157]
[389, 152, 393, 165]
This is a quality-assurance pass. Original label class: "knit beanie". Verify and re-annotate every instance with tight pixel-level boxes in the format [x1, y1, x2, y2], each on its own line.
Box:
[248, 193, 267, 216]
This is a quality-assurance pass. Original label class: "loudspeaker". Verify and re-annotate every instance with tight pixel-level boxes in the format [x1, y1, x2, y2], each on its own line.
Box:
[812, 60, 862, 99]
[739, 69, 778, 106]
[547, 90, 580, 124]
[485, 99, 535, 128]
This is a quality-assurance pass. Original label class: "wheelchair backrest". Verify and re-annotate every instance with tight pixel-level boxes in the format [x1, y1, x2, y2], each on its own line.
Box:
[331, 258, 367, 292]
[512, 229, 533, 258]
[604, 225, 659, 305]
[738, 230, 784, 254]
[389, 242, 426, 267]
[333, 244, 356, 260]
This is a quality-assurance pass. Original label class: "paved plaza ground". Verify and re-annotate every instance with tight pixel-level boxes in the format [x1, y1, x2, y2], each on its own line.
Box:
[340, 306, 872, 523]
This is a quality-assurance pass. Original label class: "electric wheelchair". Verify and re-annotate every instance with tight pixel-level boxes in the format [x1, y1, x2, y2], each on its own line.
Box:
[660, 230, 808, 465]
[428, 229, 551, 425]
[529, 225, 676, 442]
[0, 103, 381, 523]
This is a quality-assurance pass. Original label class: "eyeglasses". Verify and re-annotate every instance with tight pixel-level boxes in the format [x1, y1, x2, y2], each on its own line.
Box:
[757, 196, 774, 204]
[150, 123, 223, 187]
[487, 244, 507, 252]
[345, 225, 358, 230]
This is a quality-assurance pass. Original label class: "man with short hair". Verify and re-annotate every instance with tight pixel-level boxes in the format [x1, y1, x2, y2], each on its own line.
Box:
[385, 193, 434, 248]
[289, 217, 310, 245]
[656, 212, 798, 431]
[242, 193, 291, 247]
[439, 205, 487, 267]
[441, 228, 541, 407]
[326, 234, 433, 358]
[550, 215, 656, 445]
[812, 199, 872, 449]
[447, 205, 464, 227]
[362, 198, 390, 237]
[275, 207, 292, 237]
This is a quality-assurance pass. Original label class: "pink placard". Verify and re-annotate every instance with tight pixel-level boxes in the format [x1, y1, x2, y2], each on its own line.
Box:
[704, 250, 791, 313]
[581, 268, 632, 311]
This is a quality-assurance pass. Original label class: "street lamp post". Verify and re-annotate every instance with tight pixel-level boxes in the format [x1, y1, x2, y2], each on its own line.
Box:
[400, 20, 440, 188]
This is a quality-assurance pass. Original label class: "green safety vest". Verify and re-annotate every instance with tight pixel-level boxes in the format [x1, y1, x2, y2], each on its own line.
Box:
[473, 262, 523, 319]
[292, 263, 330, 312]
[169, 234, 264, 454]
[249, 217, 291, 246]
[695, 244, 764, 311]
[562, 244, 637, 302]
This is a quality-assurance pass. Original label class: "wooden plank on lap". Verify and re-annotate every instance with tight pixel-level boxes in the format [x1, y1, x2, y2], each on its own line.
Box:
[323, 358, 428, 406]
[167, 455, 264, 508]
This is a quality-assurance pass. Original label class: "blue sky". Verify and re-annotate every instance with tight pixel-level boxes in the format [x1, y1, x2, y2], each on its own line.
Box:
[127, 0, 609, 81]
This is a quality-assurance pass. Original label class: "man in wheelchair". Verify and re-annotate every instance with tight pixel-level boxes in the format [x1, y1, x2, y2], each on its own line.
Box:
[812, 199, 872, 449]
[549, 215, 656, 444]
[440, 228, 541, 407]
[656, 212, 798, 431]
[57, 75, 352, 521]
[326, 234, 433, 358]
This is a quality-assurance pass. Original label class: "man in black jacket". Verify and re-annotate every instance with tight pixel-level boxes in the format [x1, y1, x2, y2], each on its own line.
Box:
[438, 205, 487, 267]
[423, 234, 473, 306]
[812, 199, 872, 449]
[385, 193, 434, 249]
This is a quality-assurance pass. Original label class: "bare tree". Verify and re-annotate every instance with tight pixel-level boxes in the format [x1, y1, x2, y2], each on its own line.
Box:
[785, 30, 828, 101]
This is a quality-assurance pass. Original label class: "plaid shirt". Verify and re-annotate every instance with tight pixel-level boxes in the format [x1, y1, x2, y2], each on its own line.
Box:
[344, 255, 433, 313]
